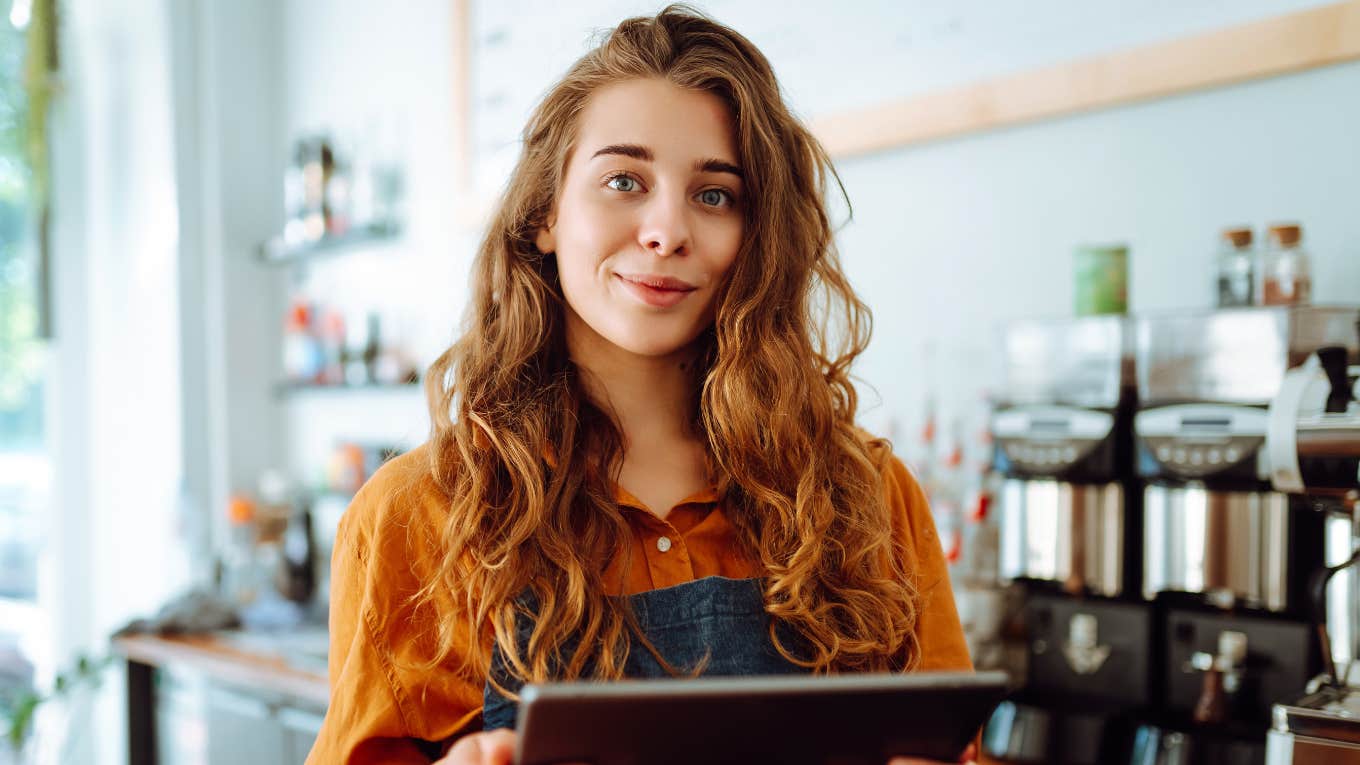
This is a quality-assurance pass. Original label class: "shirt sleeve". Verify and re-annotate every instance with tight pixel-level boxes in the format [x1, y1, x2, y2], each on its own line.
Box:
[306, 452, 484, 764]
[881, 452, 974, 672]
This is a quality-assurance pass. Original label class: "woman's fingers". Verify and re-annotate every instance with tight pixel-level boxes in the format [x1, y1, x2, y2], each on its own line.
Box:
[437, 728, 590, 765]
[478, 729, 518, 765]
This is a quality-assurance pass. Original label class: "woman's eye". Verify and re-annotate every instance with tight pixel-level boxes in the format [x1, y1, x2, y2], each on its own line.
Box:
[698, 188, 733, 208]
[605, 174, 640, 192]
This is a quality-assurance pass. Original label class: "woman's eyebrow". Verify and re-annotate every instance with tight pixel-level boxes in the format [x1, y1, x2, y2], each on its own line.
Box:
[591, 143, 653, 161]
[695, 157, 743, 180]
[589, 143, 744, 180]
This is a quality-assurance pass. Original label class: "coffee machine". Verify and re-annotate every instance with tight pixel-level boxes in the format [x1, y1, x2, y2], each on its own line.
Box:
[982, 316, 1150, 764]
[1263, 316, 1360, 764]
[1131, 306, 1360, 761]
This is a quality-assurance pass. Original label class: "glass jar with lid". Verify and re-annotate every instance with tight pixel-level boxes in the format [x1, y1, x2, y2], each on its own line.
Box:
[1259, 223, 1312, 306]
[1215, 226, 1255, 308]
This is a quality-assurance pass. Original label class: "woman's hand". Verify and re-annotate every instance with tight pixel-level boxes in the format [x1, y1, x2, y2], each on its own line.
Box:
[436, 729, 516, 765]
[436, 729, 590, 765]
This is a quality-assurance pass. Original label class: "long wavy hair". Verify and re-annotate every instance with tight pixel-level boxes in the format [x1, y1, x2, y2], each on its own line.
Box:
[418, 4, 922, 694]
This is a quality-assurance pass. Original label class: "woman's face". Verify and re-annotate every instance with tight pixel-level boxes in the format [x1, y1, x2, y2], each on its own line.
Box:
[536, 78, 745, 360]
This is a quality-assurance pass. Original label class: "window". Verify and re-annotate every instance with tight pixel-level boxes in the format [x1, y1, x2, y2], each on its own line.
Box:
[0, 0, 52, 662]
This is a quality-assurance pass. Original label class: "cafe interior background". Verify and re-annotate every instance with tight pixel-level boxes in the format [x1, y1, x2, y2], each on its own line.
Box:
[1, 0, 1359, 763]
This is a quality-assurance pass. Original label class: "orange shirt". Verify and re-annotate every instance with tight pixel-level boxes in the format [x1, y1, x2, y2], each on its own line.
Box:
[307, 440, 972, 764]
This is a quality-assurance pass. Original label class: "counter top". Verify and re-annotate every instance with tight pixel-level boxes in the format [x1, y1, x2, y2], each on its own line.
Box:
[112, 629, 331, 707]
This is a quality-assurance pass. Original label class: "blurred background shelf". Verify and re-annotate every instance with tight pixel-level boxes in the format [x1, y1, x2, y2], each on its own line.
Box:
[273, 378, 420, 397]
[257, 223, 403, 266]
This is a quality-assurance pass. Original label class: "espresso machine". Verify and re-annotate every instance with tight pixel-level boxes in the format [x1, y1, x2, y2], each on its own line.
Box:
[1131, 306, 1360, 762]
[982, 316, 1150, 764]
[1263, 315, 1360, 764]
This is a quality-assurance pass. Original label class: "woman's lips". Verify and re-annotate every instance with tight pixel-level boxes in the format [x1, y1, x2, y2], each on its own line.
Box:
[614, 273, 697, 308]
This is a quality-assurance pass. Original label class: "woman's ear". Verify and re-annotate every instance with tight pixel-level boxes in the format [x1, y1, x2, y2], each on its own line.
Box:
[535, 221, 556, 255]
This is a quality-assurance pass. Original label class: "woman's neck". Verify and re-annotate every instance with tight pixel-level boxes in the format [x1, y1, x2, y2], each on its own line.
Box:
[565, 312, 701, 449]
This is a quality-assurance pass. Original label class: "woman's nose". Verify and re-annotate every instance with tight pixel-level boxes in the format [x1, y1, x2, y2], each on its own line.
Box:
[636, 192, 691, 256]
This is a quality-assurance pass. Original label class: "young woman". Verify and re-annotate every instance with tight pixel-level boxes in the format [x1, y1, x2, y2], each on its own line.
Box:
[307, 6, 974, 764]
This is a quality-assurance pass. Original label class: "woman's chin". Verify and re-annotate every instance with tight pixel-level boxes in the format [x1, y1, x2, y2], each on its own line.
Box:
[607, 328, 707, 359]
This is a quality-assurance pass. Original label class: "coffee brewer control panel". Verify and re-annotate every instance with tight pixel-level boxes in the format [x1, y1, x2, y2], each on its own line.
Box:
[1136, 403, 1269, 483]
[993, 405, 1117, 477]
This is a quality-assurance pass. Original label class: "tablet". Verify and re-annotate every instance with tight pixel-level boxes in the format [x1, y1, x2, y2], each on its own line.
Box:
[515, 670, 1009, 765]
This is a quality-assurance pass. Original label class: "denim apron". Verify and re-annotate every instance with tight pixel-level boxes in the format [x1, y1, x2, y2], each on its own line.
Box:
[481, 575, 809, 730]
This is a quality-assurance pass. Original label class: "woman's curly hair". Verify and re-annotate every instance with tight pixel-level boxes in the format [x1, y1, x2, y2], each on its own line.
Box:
[416, 4, 922, 695]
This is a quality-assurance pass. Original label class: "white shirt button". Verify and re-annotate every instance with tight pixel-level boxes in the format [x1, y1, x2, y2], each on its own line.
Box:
[656, 536, 672, 553]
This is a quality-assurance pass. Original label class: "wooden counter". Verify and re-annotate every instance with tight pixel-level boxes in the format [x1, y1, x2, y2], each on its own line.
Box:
[112, 631, 330, 765]
[112, 631, 329, 706]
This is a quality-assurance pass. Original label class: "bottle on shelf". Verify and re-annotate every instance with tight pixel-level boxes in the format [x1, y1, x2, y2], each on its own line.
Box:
[283, 299, 322, 384]
[1191, 629, 1248, 725]
[1259, 223, 1312, 306]
[325, 134, 353, 237]
[318, 309, 347, 385]
[363, 312, 382, 384]
[300, 135, 333, 244]
[1215, 226, 1255, 308]
[220, 494, 261, 606]
[275, 499, 316, 606]
[344, 308, 370, 386]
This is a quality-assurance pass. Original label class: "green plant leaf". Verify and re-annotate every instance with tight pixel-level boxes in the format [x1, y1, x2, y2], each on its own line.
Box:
[6, 693, 39, 752]
[3, 649, 114, 749]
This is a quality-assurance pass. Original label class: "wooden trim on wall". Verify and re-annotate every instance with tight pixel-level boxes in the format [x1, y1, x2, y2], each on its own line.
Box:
[811, 0, 1360, 159]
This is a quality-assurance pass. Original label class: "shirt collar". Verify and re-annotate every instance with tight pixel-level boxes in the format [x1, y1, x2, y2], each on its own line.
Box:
[541, 443, 722, 511]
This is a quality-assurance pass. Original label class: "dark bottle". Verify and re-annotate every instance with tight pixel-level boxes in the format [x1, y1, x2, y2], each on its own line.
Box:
[1192, 665, 1227, 724]
[363, 312, 382, 384]
[275, 503, 316, 605]
[1192, 630, 1247, 725]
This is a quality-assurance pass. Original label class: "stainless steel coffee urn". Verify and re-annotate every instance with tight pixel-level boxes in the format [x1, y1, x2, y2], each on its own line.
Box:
[1135, 307, 1358, 612]
[984, 316, 1149, 765]
[1264, 315, 1360, 764]
[994, 315, 1139, 598]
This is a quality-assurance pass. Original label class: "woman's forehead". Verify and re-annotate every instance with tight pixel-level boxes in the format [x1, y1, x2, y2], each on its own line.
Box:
[572, 78, 739, 169]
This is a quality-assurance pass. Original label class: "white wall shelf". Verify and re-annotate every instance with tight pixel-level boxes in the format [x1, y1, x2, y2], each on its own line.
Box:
[257, 223, 403, 267]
